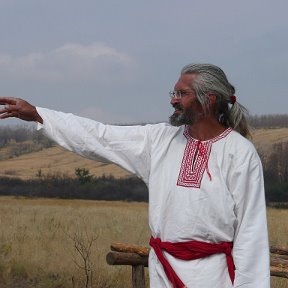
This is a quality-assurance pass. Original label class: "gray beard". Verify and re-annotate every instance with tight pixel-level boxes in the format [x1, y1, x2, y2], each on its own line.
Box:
[169, 109, 204, 127]
[169, 111, 193, 126]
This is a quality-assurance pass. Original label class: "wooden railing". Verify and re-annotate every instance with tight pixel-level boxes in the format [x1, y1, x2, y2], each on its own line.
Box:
[270, 246, 288, 278]
[106, 243, 288, 288]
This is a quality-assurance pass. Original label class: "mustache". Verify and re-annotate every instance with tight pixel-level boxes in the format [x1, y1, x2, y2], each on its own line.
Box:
[172, 103, 183, 110]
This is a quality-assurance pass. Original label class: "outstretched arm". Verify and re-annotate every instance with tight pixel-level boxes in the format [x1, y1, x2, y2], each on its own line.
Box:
[1, 96, 153, 183]
[0, 97, 43, 123]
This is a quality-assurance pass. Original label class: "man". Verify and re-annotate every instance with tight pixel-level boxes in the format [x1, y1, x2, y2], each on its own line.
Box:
[0, 64, 270, 287]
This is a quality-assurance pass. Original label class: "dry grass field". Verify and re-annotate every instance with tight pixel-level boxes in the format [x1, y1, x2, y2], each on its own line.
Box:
[251, 127, 288, 152]
[0, 127, 288, 180]
[0, 197, 149, 288]
[0, 197, 287, 288]
[0, 146, 131, 180]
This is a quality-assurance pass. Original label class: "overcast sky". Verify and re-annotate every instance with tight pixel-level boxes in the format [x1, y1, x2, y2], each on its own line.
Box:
[0, 0, 287, 125]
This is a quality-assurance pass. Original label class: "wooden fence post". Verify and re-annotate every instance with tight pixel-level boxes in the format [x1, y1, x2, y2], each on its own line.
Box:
[132, 265, 145, 288]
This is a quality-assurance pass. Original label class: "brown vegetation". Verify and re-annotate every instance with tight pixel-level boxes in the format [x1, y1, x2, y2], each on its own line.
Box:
[0, 197, 149, 288]
[0, 145, 131, 180]
[249, 114, 288, 129]
[0, 197, 286, 288]
[252, 128, 288, 152]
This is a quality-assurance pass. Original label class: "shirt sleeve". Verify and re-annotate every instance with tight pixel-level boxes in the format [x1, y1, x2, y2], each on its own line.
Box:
[36, 107, 151, 184]
[229, 149, 270, 288]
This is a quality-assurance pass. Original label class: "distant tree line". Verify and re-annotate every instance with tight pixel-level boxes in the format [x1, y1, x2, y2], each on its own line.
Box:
[0, 125, 54, 160]
[258, 142, 288, 204]
[0, 125, 54, 147]
[249, 114, 288, 128]
[0, 173, 148, 202]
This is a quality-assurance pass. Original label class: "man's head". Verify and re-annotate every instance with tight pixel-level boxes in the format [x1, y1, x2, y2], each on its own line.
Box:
[169, 63, 250, 138]
[169, 73, 204, 126]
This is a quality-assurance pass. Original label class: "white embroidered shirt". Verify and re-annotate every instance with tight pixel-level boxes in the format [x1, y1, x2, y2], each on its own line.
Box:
[36, 107, 270, 288]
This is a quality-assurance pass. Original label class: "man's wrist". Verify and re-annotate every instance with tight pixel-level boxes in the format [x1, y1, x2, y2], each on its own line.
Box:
[33, 107, 43, 124]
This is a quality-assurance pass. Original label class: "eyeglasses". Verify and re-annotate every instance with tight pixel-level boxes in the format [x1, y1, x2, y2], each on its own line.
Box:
[169, 90, 195, 99]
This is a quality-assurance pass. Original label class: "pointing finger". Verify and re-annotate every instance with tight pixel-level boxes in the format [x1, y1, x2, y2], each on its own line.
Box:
[0, 97, 17, 105]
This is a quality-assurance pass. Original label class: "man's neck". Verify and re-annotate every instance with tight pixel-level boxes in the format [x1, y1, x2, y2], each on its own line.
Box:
[187, 118, 227, 141]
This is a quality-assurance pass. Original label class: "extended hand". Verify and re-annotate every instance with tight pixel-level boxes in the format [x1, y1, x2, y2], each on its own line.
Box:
[0, 97, 43, 123]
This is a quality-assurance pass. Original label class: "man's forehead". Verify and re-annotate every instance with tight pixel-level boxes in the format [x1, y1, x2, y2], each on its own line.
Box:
[174, 73, 197, 89]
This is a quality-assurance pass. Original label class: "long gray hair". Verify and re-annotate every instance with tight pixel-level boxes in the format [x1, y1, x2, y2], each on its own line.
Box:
[181, 64, 251, 138]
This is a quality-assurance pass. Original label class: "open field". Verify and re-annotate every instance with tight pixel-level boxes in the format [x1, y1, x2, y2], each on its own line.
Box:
[0, 197, 149, 288]
[0, 128, 288, 180]
[252, 127, 288, 152]
[0, 146, 131, 180]
[0, 197, 287, 288]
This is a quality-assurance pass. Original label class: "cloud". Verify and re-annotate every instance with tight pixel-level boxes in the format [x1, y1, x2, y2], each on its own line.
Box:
[0, 42, 133, 82]
[53, 43, 130, 61]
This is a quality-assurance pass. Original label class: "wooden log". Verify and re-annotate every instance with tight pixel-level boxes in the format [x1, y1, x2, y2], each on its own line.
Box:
[272, 254, 288, 260]
[111, 243, 288, 257]
[106, 251, 148, 267]
[271, 266, 288, 279]
[111, 242, 150, 256]
[107, 243, 288, 280]
[271, 256, 288, 268]
[270, 246, 288, 256]
[132, 265, 145, 288]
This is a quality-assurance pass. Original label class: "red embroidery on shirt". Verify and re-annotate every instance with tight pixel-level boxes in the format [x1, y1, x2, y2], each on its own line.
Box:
[177, 127, 232, 188]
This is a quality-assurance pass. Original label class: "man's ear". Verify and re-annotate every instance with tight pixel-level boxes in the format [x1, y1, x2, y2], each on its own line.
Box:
[208, 94, 217, 105]
[206, 94, 218, 114]
[208, 93, 217, 107]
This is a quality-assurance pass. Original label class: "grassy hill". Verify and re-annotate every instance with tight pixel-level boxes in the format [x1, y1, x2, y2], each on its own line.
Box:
[0, 127, 287, 180]
[251, 127, 288, 151]
[0, 146, 130, 180]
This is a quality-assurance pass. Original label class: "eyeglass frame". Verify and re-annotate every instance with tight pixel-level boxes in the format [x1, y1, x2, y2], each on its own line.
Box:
[169, 90, 195, 99]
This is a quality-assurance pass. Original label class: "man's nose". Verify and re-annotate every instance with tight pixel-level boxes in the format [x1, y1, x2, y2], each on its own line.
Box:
[170, 97, 180, 106]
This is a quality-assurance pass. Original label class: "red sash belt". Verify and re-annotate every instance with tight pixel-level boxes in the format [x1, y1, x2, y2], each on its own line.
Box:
[149, 236, 235, 288]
